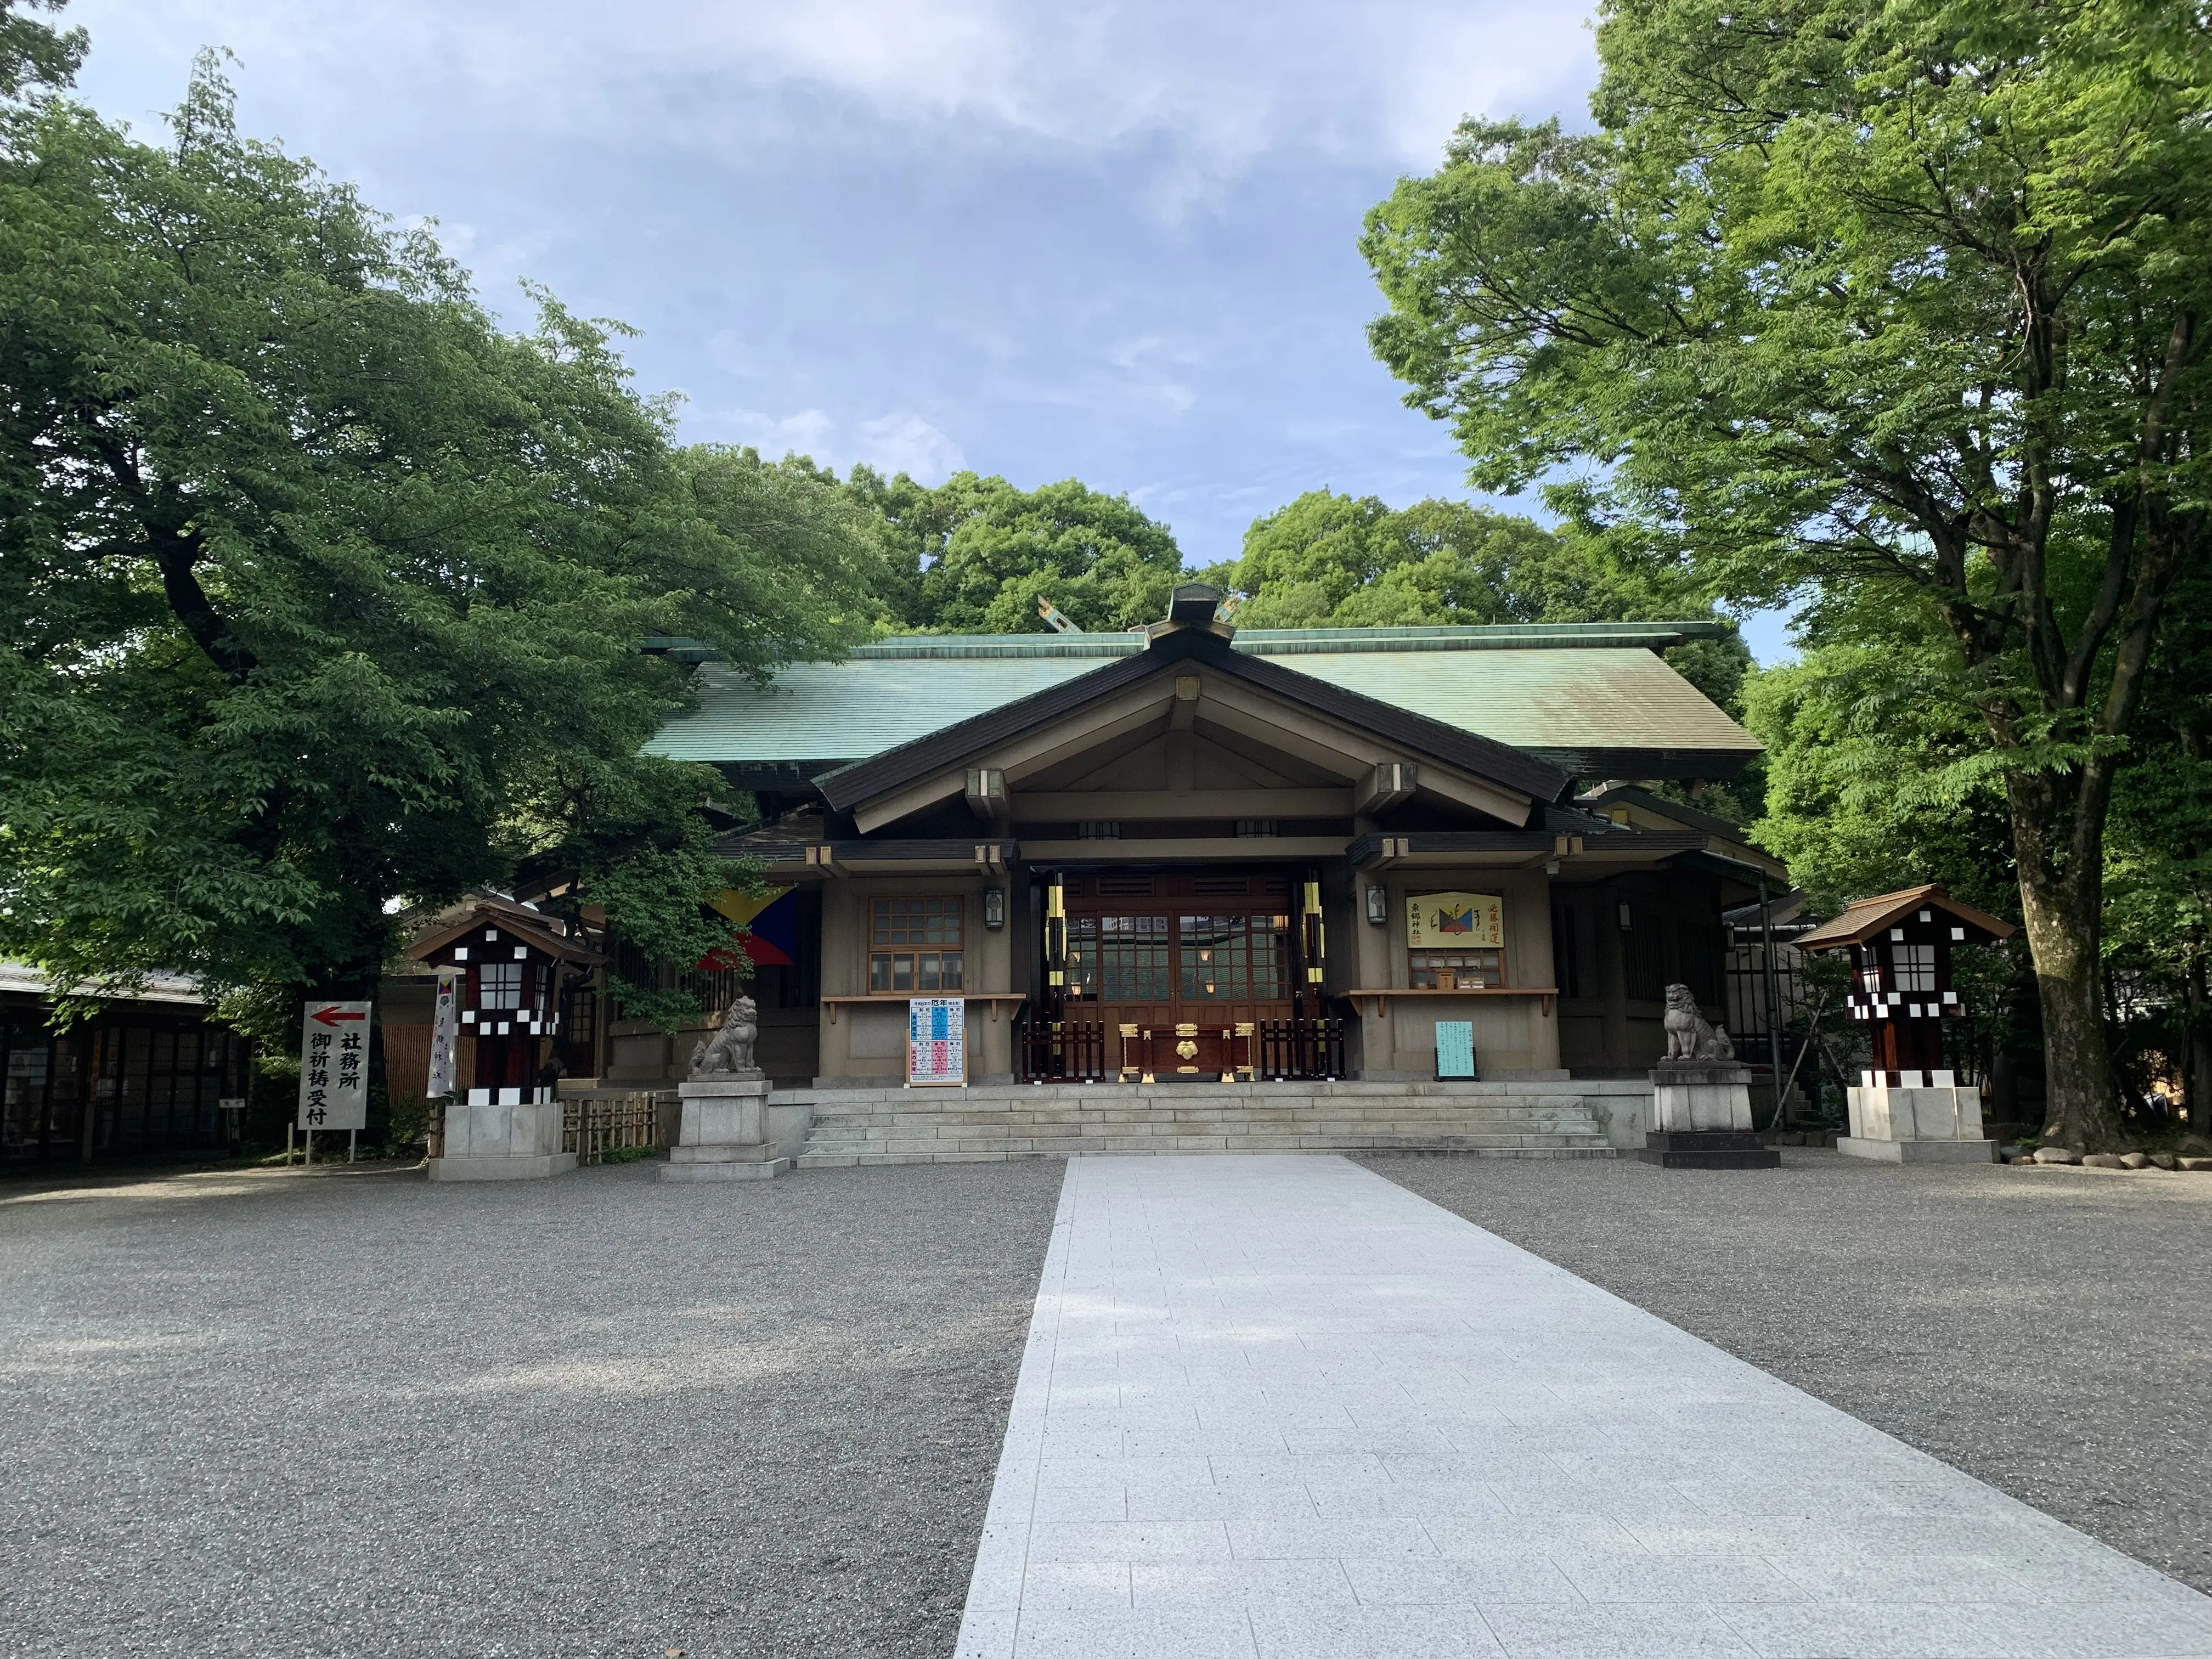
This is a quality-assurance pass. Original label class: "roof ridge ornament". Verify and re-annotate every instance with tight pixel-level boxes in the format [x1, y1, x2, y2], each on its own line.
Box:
[1148, 582, 1237, 643]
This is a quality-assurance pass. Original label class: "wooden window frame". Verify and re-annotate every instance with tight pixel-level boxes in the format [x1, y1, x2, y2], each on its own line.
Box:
[869, 896, 966, 995]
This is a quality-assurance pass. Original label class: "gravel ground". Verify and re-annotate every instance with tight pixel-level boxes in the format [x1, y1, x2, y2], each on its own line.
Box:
[1368, 1150, 2212, 1595]
[0, 1156, 1063, 1659]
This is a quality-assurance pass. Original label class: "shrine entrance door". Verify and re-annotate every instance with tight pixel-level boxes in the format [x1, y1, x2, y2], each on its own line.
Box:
[1059, 870, 1297, 1078]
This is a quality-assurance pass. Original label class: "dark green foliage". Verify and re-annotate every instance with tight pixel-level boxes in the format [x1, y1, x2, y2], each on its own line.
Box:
[0, 0, 81, 99]
[1362, 0, 2212, 1148]
[0, 56, 882, 1039]
[844, 467, 1184, 634]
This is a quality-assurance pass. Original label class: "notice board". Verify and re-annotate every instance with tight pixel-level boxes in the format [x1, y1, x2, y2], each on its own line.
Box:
[907, 997, 967, 1087]
[1435, 1020, 1477, 1081]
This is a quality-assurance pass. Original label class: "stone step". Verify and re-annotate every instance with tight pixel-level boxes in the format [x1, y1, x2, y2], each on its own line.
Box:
[794, 1087, 1619, 1164]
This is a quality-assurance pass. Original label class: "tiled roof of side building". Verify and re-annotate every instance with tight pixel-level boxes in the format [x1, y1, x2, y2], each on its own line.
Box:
[642, 622, 1762, 776]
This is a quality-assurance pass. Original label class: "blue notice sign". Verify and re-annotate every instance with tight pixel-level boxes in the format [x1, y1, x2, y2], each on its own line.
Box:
[1435, 1021, 1476, 1080]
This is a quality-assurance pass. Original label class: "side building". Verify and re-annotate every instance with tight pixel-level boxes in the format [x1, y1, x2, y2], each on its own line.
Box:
[2, 963, 251, 1165]
[610, 587, 1785, 1093]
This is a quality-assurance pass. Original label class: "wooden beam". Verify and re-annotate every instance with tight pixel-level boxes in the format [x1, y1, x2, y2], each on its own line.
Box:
[1352, 762, 1417, 817]
[964, 767, 1007, 820]
[1007, 788, 1352, 821]
[1017, 836, 1350, 862]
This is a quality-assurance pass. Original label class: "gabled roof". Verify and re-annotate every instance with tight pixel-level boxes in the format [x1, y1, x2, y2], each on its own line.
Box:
[812, 627, 1570, 816]
[644, 622, 1761, 782]
[1577, 783, 1746, 842]
[405, 901, 605, 967]
[1794, 884, 2016, 952]
[1576, 783, 1787, 881]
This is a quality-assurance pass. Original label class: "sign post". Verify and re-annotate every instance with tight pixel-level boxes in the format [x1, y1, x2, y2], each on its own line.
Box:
[298, 1000, 373, 1165]
[906, 997, 967, 1087]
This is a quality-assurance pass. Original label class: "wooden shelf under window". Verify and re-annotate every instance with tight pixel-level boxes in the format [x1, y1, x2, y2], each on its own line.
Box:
[1344, 987, 1562, 1018]
[819, 993, 1029, 1023]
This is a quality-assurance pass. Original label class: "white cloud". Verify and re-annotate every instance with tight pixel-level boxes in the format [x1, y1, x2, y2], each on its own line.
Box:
[855, 412, 966, 481]
[687, 405, 965, 483]
[77, 1, 1597, 193]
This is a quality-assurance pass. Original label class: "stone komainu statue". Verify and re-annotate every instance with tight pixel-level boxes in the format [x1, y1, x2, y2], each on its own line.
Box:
[689, 995, 760, 1078]
[1662, 983, 1736, 1062]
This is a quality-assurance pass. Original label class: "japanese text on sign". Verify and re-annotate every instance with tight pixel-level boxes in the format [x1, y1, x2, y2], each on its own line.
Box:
[297, 1001, 373, 1130]
[425, 969, 460, 1098]
[906, 997, 966, 1087]
[1405, 891, 1504, 950]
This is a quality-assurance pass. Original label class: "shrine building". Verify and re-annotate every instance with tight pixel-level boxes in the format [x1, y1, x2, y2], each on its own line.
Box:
[611, 584, 1785, 1099]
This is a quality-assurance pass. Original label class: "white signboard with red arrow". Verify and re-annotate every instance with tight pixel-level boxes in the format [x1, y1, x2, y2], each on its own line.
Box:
[298, 1000, 373, 1131]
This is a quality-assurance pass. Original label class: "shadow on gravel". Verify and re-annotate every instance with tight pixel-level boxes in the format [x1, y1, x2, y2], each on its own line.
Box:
[0, 1157, 1065, 1659]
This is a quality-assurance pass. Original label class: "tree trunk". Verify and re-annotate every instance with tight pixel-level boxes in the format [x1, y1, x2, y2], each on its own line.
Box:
[2186, 953, 2212, 1140]
[2011, 844, 2129, 1152]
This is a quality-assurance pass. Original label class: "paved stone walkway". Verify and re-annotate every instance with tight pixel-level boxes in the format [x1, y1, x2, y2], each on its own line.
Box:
[956, 1155, 2212, 1659]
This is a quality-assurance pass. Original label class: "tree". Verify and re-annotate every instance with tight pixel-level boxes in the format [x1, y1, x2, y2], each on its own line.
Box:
[1204, 488, 1752, 727]
[1740, 592, 2046, 1115]
[1363, 0, 2212, 1150]
[2100, 562, 2212, 1125]
[0, 57, 881, 1038]
[845, 467, 1184, 633]
[0, 0, 81, 99]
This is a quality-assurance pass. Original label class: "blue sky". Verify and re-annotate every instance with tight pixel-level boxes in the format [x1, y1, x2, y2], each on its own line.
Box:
[68, 1, 1792, 661]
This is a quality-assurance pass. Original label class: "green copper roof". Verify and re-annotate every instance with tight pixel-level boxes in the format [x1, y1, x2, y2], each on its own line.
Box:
[642, 622, 1759, 775]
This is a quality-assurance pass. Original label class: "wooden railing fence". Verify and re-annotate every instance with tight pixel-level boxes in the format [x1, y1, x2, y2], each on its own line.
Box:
[561, 1092, 662, 1164]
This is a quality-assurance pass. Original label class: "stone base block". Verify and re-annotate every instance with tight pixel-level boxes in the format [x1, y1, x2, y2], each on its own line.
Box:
[427, 1152, 579, 1182]
[1650, 1063, 1754, 1135]
[1638, 1130, 1779, 1170]
[1837, 1136, 1996, 1165]
[659, 1155, 793, 1182]
[1848, 1083, 1987, 1143]
[668, 1140, 773, 1164]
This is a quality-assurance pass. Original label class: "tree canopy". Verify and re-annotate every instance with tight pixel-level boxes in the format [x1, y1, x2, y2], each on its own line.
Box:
[1363, 0, 2212, 1149]
[0, 51, 883, 1036]
[842, 468, 1184, 634]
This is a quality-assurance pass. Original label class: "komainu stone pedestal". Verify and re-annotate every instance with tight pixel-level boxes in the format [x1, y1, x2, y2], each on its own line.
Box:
[428, 1087, 577, 1181]
[661, 1075, 791, 1182]
[1638, 1062, 1778, 1169]
[1839, 1077, 1995, 1165]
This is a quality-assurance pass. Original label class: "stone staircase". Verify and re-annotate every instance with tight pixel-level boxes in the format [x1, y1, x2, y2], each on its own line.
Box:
[789, 1079, 1631, 1166]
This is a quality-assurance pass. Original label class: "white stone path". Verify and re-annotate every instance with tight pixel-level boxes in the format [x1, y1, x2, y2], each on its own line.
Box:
[955, 1155, 2212, 1659]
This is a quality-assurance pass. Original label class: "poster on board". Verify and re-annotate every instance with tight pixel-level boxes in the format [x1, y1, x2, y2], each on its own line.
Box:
[907, 997, 967, 1087]
[1405, 891, 1504, 950]
[298, 1000, 373, 1130]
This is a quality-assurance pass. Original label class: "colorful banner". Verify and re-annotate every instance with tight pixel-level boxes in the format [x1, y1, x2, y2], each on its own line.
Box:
[907, 997, 966, 1087]
[708, 885, 799, 967]
[425, 968, 461, 1099]
[1406, 891, 1504, 950]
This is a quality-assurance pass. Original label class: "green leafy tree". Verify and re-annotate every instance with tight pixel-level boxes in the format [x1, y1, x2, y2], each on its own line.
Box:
[2101, 564, 2212, 1121]
[845, 468, 1184, 633]
[0, 56, 879, 1038]
[1363, 0, 2212, 1149]
[0, 0, 81, 98]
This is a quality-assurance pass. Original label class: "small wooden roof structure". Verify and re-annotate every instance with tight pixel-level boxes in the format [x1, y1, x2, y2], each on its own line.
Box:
[1794, 884, 2015, 953]
[404, 897, 605, 967]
